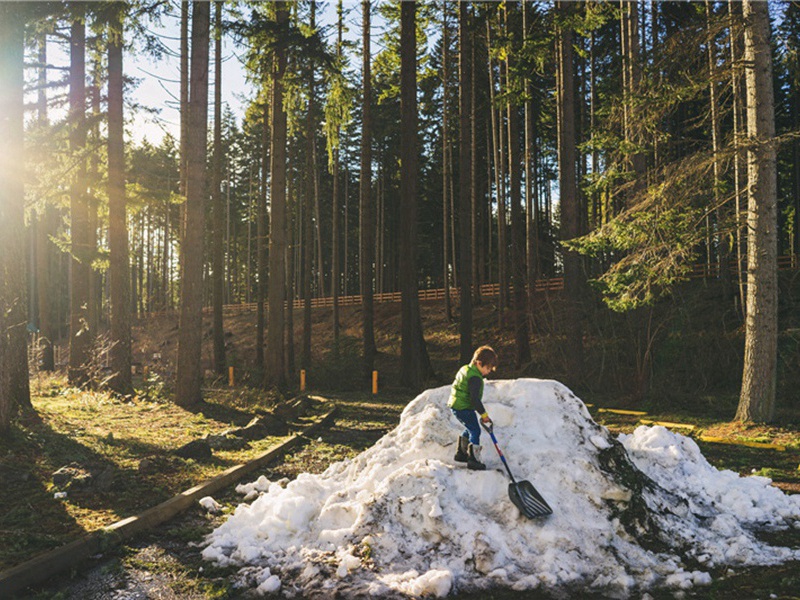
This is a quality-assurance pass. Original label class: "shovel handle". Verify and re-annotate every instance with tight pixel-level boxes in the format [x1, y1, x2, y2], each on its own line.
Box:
[481, 422, 517, 484]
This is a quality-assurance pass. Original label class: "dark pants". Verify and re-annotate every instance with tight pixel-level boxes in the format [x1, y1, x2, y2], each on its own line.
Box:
[451, 408, 481, 445]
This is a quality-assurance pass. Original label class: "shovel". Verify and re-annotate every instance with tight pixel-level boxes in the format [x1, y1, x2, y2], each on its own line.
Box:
[482, 422, 553, 519]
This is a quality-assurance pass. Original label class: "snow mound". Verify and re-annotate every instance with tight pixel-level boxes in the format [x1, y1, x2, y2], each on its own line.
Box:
[203, 379, 800, 598]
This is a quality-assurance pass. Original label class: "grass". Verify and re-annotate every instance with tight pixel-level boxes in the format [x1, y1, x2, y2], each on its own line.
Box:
[0, 372, 314, 572]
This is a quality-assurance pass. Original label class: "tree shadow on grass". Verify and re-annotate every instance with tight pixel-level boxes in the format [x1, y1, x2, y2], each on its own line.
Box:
[179, 397, 260, 427]
[0, 415, 245, 575]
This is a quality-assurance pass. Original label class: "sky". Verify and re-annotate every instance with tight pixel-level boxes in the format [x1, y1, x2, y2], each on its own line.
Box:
[201, 379, 800, 597]
[127, 1, 369, 146]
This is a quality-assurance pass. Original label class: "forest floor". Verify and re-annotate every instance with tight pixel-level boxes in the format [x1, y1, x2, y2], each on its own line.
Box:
[3, 300, 800, 598]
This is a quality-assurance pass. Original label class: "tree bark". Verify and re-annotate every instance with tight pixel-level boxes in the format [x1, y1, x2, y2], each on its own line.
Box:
[35, 28, 56, 372]
[735, 0, 778, 423]
[108, 7, 132, 395]
[399, 1, 434, 390]
[264, 2, 289, 389]
[211, 1, 226, 376]
[458, 2, 474, 364]
[68, 5, 93, 387]
[176, 0, 210, 407]
[360, 0, 376, 379]
[256, 101, 270, 369]
[507, 3, 531, 368]
[0, 1, 31, 427]
[557, 0, 585, 380]
[442, 1, 452, 321]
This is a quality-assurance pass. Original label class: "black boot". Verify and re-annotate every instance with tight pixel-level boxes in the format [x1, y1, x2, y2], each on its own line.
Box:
[467, 444, 486, 471]
[454, 436, 469, 463]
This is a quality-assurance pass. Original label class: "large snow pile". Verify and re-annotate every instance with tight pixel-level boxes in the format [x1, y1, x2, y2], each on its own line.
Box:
[202, 379, 800, 598]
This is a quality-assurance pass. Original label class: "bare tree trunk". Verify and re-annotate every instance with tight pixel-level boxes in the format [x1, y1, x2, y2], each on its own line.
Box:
[88, 73, 100, 336]
[176, 0, 210, 407]
[729, 0, 747, 314]
[35, 29, 56, 372]
[557, 0, 585, 380]
[524, 1, 540, 295]
[0, 2, 31, 426]
[360, 0, 376, 378]
[507, 3, 531, 368]
[399, 1, 434, 389]
[256, 101, 270, 370]
[108, 7, 132, 395]
[211, 1, 226, 376]
[264, 2, 289, 389]
[68, 6, 93, 387]
[179, 1, 189, 250]
[442, 1, 452, 321]
[458, 2, 474, 364]
[470, 17, 481, 307]
[303, 83, 314, 370]
[487, 20, 507, 323]
[736, 0, 778, 423]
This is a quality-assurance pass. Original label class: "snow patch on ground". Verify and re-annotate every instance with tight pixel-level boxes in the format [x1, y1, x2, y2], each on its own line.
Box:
[203, 379, 800, 597]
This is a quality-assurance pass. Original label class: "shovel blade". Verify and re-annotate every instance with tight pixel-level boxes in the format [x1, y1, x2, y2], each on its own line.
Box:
[509, 480, 553, 519]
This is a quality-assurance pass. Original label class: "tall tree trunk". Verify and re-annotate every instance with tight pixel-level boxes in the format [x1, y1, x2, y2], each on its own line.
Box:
[264, 2, 289, 389]
[735, 0, 778, 423]
[507, 4, 531, 368]
[179, 0, 189, 248]
[211, 1, 226, 376]
[108, 7, 132, 395]
[706, 0, 730, 295]
[0, 1, 31, 427]
[399, 1, 433, 390]
[303, 2, 316, 369]
[176, 1, 210, 407]
[256, 101, 269, 369]
[729, 0, 747, 313]
[303, 108, 313, 370]
[557, 0, 584, 381]
[88, 72, 100, 336]
[458, 1, 474, 364]
[35, 28, 56, 372]
[487, 20, 507, 323]
[331, 0, 344, 345]
[360, 0, 376, 378]
[524, 1, 540, 294]
[470, 16, 481, 306]
[68, 5, 93, 387]
[442, 1, 452, 321]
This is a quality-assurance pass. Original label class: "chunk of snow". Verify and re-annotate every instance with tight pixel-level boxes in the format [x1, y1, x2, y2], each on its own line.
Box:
[199, 496, 222, 513]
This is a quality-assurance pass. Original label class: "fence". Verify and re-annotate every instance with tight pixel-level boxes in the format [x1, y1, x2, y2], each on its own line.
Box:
[139, 254, 800, 320]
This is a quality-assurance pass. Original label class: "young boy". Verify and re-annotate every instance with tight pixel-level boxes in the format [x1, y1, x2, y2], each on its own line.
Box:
[447, 345, 498, 470]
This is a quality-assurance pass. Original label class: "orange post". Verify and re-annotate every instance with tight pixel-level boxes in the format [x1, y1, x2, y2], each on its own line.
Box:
[228, 366, 235, 387]
[372, 370, 378, 395]
[300, 369, 306, 392]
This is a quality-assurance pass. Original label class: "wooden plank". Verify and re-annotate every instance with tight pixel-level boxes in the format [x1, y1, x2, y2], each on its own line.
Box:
[597, 408, 648, 416]
[697, 435, 786, 452]
[639, 419, 696, 430]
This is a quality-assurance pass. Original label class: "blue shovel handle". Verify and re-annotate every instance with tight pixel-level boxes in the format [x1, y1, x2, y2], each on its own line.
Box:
[481, 421, 518, 485]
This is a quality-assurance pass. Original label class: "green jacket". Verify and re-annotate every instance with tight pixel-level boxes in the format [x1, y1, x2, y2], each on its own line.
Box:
[447, 364, 486, 414]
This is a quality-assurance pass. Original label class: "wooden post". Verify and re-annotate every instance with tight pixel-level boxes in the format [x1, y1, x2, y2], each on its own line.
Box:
[372, 370, 378, 394]
[300, 369, 306, 392]
[228, 366, 234, 387]
[143, 365, 149, 378]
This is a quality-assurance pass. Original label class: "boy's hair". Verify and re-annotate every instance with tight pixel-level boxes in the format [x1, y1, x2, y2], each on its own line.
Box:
[471, 345, 498, 368]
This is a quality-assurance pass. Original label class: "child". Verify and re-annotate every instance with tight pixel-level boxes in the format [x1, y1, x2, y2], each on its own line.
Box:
[447, 345, 498, 470]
